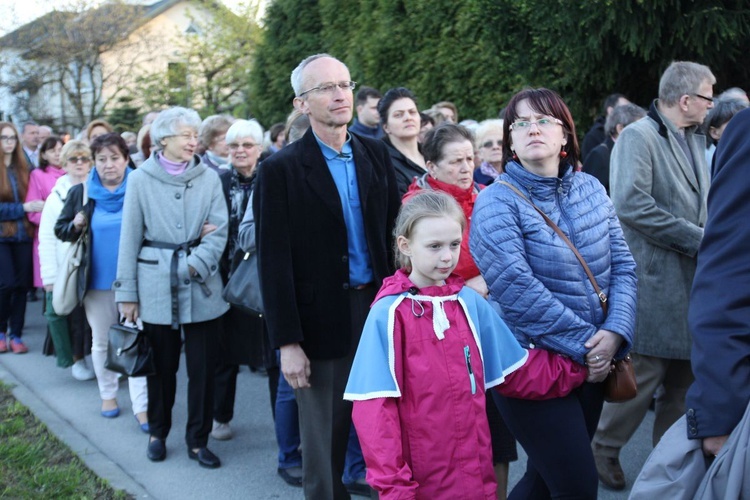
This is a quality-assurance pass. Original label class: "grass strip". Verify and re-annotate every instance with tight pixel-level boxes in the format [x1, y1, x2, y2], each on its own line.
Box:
[0, 381, 132, 499]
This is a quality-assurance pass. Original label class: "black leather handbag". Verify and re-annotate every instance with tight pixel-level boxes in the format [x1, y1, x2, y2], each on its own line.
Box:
[222, 251, 264, 317]
[105, 323, 156, 377]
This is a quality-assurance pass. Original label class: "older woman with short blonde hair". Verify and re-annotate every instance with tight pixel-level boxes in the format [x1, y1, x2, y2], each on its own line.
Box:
[473, 119, 504, 185]
[38, 140, 94, 376]
[199, 115, 234, 172]
[85, 119, 114, 143]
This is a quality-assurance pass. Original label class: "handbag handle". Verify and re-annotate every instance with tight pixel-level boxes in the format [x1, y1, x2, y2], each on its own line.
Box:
[498, 181, 608, 316]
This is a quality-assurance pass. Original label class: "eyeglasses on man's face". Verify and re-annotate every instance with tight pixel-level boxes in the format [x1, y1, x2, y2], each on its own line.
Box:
[692, 93, 714, 104]
[0, 135, 18, 143]
[509, 117, 564, 132]
[298, 81, 357, 97]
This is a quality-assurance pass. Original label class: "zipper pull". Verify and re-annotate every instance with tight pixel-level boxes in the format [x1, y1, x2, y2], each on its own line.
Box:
[464, 345, 477, 395]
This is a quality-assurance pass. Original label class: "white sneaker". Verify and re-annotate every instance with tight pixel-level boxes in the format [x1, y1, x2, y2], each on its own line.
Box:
[72, 359, 95, 381]
[211, 420, 233, 440]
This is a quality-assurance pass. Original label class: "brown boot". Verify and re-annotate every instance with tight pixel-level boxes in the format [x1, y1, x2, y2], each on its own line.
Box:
[593, 446, 626, 490]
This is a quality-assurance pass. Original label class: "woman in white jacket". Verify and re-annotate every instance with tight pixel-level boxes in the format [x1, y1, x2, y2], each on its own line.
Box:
[38, 140, 95, 380]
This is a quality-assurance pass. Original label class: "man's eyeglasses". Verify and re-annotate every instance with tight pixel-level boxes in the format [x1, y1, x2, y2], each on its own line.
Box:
[481, 140, 503, 148]
[509, 117, 563, 132]
[297, 81, 357, 97]
[68, 156, 91, 164]
[692, 93, 714, 104]
[0, 135, 18, 143]
[228, 142, 258, 151]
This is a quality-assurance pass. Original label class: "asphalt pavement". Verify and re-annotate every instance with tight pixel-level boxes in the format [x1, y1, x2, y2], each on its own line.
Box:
[0, 303, 654, 499]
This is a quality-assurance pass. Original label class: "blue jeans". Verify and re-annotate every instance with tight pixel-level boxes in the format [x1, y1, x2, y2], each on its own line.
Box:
[343, 423, 366, 483]
[275, 353, 302, 469]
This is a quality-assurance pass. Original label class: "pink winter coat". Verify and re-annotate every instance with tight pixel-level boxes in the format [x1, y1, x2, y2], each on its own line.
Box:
[345, 270, 586, 499]
[26, 166, 65, 287]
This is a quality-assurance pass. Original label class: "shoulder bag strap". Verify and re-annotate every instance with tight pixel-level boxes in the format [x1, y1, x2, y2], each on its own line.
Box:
[498, 181, 608, 315]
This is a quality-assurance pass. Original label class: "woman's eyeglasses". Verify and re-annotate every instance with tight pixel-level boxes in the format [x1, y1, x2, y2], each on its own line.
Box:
[169, 133, 199, 141]
[0, 135, 18, 143]
[68, 156, 91, 164]
[509, 118, 563, 132]
[228, 142, 258, 150]
[481, 140, 503, 148]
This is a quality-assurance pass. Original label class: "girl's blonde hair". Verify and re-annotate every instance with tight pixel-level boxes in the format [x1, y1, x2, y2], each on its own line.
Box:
[394, 190, 466, 271]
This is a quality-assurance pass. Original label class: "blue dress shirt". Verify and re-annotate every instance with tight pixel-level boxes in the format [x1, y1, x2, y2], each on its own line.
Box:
[314, 132, 374, 286]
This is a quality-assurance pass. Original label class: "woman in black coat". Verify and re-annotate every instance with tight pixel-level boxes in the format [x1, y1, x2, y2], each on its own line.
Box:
[378, 88, 427, 197]
[213, 119, 279, 441]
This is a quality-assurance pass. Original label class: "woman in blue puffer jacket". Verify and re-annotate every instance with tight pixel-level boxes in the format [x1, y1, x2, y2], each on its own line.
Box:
[470, 88, 637, 499]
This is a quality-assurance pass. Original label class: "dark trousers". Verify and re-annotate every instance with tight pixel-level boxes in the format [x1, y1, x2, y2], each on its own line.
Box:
[213, 307, 280, 424]
[0, 241, 32, 337]
[487, 388, 518, 463]
[295, 286, 375, 500]
[493, 382, 604, 500]
[213, 363, 280, 423]
[214, 363, 239, 423]
[145, 318, 219, 449]
[69, 303, 92, 360]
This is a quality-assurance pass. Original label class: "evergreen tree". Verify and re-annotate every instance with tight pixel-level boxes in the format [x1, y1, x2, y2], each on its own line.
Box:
[249, 0, 326, 126]
[250, 0, 750, 132]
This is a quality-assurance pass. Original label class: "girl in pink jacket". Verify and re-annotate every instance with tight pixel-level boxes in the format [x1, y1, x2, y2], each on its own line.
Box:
[345, 190, 587, 499]
[25, 136, 65, 288]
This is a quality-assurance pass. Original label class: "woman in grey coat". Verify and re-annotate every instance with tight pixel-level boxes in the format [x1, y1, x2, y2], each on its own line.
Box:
[115, 107, 229, 468]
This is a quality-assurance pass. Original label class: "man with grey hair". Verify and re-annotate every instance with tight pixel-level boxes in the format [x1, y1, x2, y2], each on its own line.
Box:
[592, 61, 715, 490]
[583, 103, 647, 194]
[254, 53, 399, 499]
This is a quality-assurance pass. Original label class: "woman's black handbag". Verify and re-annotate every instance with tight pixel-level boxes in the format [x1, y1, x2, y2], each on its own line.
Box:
[105, 323, 156, 377]
[222, 251, 264, 317]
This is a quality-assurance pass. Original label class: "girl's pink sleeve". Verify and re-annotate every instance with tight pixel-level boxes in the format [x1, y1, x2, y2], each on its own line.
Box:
[352, 399, 418, 500]
[495, 348, 587, 400]
[25, 171, 42, 225]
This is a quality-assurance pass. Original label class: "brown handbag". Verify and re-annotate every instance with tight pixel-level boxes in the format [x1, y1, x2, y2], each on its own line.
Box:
[499, 181, 637, 402]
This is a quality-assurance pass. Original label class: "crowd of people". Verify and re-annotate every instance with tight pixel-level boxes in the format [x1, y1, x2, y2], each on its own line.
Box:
[1, 53, 749, 500]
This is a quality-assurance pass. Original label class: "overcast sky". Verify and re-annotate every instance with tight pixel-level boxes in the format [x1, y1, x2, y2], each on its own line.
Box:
[0, 0, 256, 35]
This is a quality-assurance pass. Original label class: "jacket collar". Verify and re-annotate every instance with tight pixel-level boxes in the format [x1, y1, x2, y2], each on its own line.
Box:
[648, 99, 706, 193]
[504, 161, 574, 200]
[139, 153, 208, 185]
[647, 100, 670, 138]
[375, 269, 464, 303]
[648, 99, 701, 139]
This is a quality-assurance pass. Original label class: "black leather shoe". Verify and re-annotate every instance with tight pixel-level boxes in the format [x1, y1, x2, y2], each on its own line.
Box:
[277, 467, 303, 487]
[147, 439, 166, 462]
[188, 447, 221, 469]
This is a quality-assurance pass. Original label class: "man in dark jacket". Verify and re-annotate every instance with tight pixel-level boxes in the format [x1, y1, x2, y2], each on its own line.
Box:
[253, 54, 400, 499]
[685, 108, 750, 456]
[583, 103, 646, 195]
[581, 93, 630, 162]
[349, 86, 384, 139]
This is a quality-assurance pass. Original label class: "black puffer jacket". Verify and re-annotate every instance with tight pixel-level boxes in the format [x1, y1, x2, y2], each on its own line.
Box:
[54, 183, 94, 303]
